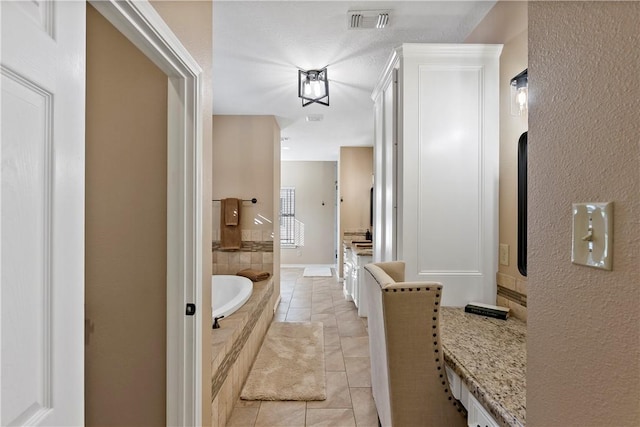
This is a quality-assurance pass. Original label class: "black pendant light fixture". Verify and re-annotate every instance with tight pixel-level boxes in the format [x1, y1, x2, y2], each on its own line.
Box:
[298, 68, 329, 107]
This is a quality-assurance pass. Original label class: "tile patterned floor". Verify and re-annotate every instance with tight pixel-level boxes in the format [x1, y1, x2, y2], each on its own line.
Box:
[226, 268, 378, 427]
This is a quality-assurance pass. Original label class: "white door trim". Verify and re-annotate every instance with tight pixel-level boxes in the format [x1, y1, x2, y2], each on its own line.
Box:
[88, 2, 203, 426]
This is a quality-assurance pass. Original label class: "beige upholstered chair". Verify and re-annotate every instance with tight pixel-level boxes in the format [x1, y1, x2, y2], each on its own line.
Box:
[363, 261, 466, 427]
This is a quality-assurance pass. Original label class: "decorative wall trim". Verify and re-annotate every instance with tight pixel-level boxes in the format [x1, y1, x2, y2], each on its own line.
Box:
[212, 241, 274, 252]
[497, 285, 527, 308]
[416, 65, 484, 276]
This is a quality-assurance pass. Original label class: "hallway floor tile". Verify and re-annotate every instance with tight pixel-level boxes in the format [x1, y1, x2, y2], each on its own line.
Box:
[226, 268, 377, 427]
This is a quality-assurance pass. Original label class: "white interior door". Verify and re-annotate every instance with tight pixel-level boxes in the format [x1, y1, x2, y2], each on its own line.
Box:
[1, 1, 85, 425]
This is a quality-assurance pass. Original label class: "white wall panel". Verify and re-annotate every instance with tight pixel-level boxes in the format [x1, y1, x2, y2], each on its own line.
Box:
[417, 66, 482, 274]
[373, 44, 501, 306]
[382, 79, 396, 262]
[373, 96, 384, 262]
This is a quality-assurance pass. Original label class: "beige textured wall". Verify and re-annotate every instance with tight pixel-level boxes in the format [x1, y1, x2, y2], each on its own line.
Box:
[211, 116, 278, 237]
[85, 5, 168, 424]
[211, 115, 280, 298]
[466, 1, 528, 319]
[465, 0, 528, 45]
[528, 2, 640, 426]
[496, 29, 528, 281]
[281, 161, 337, 265]
[148, 1, 215, 424]
[338, 147, 374, 276]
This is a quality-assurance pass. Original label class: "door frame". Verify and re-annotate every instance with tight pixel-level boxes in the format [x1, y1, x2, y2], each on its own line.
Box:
[88, 1, 203, 425]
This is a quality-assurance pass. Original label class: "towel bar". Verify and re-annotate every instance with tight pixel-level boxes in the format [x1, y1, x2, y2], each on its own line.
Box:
[212, 198, 257, 204]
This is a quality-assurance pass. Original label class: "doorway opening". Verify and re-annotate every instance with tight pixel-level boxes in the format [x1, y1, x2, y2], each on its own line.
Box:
[86, 1, 203, 425]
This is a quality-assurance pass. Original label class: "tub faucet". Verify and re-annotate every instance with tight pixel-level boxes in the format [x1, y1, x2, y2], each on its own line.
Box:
[212, 315, 225, 329]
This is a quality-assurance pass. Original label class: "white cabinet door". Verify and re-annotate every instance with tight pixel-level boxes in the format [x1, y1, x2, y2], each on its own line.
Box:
[373, 45, 501, 306]
[1, 1, 85, 425]
[356, 255, 372, 317]
[445, 366, 461, 400]
[343, 247, 353, 301]
[467, 393, 500, 427]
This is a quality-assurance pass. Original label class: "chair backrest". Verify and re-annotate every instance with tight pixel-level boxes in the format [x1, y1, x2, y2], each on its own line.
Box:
[364, 262, 466, 427]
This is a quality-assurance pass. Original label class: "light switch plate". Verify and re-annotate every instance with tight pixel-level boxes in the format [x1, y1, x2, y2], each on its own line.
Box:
[572, 202, 613, 270]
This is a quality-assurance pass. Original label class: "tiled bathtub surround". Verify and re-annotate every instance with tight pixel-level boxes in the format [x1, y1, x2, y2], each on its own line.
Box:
[212, 241, 274, 275]
[496, 272, 527, 321]
[211, 278, 275, 426]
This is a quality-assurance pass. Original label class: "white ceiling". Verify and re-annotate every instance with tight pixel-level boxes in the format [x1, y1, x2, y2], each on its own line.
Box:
[213, 1, 496, 161]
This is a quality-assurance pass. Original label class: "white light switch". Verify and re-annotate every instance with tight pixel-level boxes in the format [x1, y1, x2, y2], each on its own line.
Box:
[572, 202, 613, 270]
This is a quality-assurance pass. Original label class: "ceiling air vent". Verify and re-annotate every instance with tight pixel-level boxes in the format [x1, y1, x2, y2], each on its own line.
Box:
[348, 10, 390, 30]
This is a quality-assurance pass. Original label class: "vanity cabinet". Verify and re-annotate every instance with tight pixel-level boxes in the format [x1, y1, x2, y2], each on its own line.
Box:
[467, 393, 500, 427]
[342, 243, 354, 301]
[342, 242, 372, 315]
[372, 44, 502, 306]
[352, 250, 372, 317]
[446, 366, 500, 427]
[445, 366, 461, 400]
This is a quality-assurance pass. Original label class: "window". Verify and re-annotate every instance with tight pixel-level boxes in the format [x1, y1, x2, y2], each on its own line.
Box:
[280, 187, 304, 247]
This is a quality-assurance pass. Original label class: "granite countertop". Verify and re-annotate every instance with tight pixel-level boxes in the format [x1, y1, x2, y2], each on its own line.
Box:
[343, 239, 373, 256]
[440, 307, 526, 427]
[353, 247, 373, 256]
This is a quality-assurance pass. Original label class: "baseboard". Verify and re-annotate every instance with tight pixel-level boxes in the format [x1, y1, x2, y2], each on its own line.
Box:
[273, 294, 281, 313]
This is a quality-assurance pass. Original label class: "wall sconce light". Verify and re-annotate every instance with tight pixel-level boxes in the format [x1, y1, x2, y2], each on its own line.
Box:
[510, 69, 528, 116]
[298, 68, 329, 107]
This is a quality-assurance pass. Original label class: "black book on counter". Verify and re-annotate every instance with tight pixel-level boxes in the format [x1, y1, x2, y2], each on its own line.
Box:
[464, 302, 510, 320]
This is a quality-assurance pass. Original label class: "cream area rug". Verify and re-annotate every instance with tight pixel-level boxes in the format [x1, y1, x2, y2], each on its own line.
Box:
[240, 322, 326, 401]
[303, 267, 333, 277]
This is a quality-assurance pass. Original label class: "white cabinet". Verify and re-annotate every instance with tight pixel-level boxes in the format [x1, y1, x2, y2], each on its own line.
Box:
[343, 244, 373, 315]
[445, 366, 500, 427]
[467, 393, 500, 427]
[372, 44, 502, 306]
[460, 379, 471, 411]
[342, 244, 354, 301]
[445, 366, 461, 400]
[353, 252, 372, 317]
